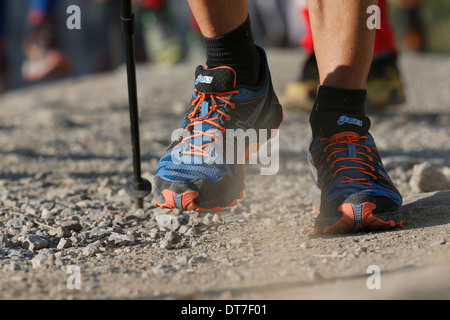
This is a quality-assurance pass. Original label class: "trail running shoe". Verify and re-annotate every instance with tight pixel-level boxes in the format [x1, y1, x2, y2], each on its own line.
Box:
[154, 47, 283, 211]
[21, 23, 73, 82]
[308, 113, 404, 233]
[281, 52, 405, 111]
[365, 52, 406, 108]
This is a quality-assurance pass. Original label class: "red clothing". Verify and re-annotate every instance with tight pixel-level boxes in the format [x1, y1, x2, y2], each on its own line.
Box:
[300, 0, 397, 57]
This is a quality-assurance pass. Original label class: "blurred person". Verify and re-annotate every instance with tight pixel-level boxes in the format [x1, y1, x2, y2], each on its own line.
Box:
[251, 0, 288, 47]
[138, 0, 184, 65]
[281, 0, 406, 111]
[152, 0, 404, 233]
[21, 0, 73, 82]
[0, 0, 8, 93]
[394, 0, 426, 52]
[137, 0, 205, 65]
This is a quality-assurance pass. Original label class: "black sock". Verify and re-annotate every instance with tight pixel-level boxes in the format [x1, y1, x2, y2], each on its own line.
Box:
[310, 85, 370, 137]
[202, 16, 260, 87]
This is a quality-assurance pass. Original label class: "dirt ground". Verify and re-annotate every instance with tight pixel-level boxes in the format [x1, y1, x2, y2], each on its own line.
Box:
[0, 49, 449, 301]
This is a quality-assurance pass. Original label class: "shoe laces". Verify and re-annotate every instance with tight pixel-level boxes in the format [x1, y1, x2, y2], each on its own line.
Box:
[181, 89, 239, 157]
[321, 132, 377, 186]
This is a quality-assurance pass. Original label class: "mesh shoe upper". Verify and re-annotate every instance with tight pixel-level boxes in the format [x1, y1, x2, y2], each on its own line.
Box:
[308, 113, 402, 216]
[154, 47, 283, 209]
[156, 66, 238, 184]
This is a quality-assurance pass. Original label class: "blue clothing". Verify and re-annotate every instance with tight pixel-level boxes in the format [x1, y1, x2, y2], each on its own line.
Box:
[29, 0, 57, 16]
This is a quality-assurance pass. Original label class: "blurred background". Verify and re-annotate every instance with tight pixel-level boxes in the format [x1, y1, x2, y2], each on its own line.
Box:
[0, 0, 449, 94]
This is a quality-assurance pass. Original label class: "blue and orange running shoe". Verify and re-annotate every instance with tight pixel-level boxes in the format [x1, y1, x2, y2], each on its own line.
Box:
[308, 113, 404, 233]
[154, 47, 283, 211]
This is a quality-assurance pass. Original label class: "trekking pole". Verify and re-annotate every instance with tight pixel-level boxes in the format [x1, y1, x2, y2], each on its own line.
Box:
[121, 0, 151, 209]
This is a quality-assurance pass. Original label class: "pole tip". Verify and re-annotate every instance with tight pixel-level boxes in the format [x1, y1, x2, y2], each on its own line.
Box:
[125, 178, 152, 208]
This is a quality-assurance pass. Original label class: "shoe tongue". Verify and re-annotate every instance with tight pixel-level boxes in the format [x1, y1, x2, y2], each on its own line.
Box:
[317, 115, 372, 184]
[194, 65, 236, 93]
[312, 112, 371, 138]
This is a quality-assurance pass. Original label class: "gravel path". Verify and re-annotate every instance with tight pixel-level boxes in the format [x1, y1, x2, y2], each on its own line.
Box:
[0, 49, 449, 300]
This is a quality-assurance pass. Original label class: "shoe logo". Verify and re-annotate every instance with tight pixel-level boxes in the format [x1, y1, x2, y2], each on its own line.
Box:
[338, 115, 363, 126]
[195, 75, 213, 85]
[307, 151, 319, 184]
[377, 166, 393, 182]
[236, 89, 269, 130]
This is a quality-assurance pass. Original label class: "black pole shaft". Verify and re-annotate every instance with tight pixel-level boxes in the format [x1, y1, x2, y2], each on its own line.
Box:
[121, 0, 132, 18]
[121, 0, 147, 208]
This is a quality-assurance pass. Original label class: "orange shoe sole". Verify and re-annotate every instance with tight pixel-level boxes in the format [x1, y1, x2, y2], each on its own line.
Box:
[154, 120, 282, 212]
[314, 202, 405, 234]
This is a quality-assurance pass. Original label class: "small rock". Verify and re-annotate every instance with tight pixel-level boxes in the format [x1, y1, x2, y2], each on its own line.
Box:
[212, 214, 222, 223]
[48, 226, 71, 238]
[151, 264, 176, 276]
[41, 208, 53, 220]
[60, 208, 75, 218]
[178, 225, 190, 234]
[185, 226, 199, 236]
[176, 255, 190, 266]
[82, 244, 101, 257]
[22, 235, 49, 251]
[87, 209, 105, 221]
[108, 232, 135, 246]
[56, 226, 70, 238]
[8, 250, 24, 259]
[229, 238, 244, 246]
[155, 214, 188, 231]
[148, 228, 161, 239]
[110, 226, 124, 234]
[31, 249, 55, 268]
[9, 261, 21, 271]
[126, 208, 148, 220]
[300, 241, 311, 250]
[0, 235, 12, 248]
[57, 238, 72, 250]
[155, 214, 180, 231]
[89, 228, 109, 240]
[203, 213, 214, 224]
[57, 220, 82, 232]
[410, 162, 450, 193]
[159, 239, 173, 250]
[69, 234, 81, 245]
[193, 252, 208, 263]
[165, 231, 181, 245]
